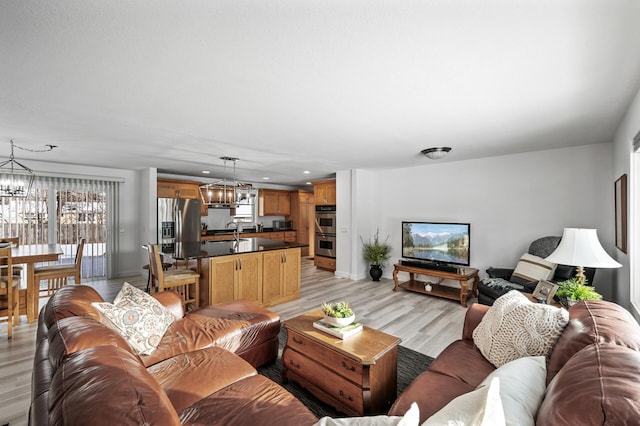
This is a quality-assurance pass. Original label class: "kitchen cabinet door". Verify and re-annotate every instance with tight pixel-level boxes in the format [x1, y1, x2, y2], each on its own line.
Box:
[259, 190, 291, 216]
[313, 181, 336, 206]
[262, 248, 301, 306]
[236, 252, 263, 304]
[209, 256, 236, 304]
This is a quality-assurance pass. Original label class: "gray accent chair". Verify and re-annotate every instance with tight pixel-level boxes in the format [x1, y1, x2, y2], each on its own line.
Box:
[477, 236, 596, 306]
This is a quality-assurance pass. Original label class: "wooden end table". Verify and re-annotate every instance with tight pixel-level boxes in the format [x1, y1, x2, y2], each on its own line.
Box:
[392, 263, 479, 307]
[282, 311, 401, 416]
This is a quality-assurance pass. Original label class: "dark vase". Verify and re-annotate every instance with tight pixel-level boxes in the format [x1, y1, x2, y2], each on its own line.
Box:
[369, 265, 383, 281]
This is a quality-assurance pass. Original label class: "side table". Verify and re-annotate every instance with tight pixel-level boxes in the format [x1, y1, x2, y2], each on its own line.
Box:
[282, 310, 401, 416]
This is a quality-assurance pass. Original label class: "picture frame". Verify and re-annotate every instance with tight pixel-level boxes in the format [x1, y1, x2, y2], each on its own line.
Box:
[615, 174, 627, 254]
[532, 280, 559, 304]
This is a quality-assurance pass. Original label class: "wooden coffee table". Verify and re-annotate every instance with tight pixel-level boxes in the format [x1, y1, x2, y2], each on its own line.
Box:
[282, 310, 401, 416]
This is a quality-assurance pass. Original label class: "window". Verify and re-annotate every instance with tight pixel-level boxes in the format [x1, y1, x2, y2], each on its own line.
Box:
[0, 176, 119, 279]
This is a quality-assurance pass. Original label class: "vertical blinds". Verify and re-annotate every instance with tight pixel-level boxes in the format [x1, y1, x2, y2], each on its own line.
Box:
[0, 175, 119, 279]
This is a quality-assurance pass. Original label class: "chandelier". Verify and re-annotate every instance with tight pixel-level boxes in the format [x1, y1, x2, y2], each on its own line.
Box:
[0, 140, 57, 198]
[199, 157, 255, 208]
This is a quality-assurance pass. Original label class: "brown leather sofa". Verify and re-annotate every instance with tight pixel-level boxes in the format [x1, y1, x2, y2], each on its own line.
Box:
[29, 285, 317, 425]
[389, 300, 640, 425]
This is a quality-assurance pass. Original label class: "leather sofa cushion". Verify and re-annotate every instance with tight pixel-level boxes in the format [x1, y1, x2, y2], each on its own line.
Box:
[48, 316, 138, 369]
[388, 340, 495, 424]
[538, 344, 640, 426]
[140, 301, 280, 367]
[179, 374, 318, 426]
[43, 284, 104, 327]
[148, 346, 257, 412]
[547, 300, 640, 384]
[49, 345, 181, 426]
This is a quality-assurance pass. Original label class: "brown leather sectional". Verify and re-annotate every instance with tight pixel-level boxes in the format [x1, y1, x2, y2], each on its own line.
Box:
[389, 300, 640, 425]
[29, 285, 317, 426]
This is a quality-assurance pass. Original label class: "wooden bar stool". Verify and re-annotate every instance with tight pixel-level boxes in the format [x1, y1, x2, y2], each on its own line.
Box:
[142, 245, 172, 293]
[148, 243, 200, 310]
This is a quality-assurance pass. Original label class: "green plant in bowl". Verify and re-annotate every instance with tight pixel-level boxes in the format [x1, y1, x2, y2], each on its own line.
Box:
[556, 277, 602, 306]
[322, 302, 355, 326]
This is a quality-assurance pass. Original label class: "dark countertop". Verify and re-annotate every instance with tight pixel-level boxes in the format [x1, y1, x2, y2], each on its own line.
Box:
[161, 238, 307, 259]
[203, 228, 294, 236]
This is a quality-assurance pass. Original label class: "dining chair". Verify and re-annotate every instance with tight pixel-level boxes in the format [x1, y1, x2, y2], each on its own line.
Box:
[142, 244, 173, 293]
[0, 246, 20, 339]
[148, 243, 200, 310]
[0, 237, 23, 276]
[35, 238, 85, 299]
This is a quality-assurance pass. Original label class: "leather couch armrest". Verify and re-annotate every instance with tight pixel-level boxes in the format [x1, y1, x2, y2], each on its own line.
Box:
[486, 267, 514, 280]
[152, 291, 185, 319]
[462, 303, 490, 341]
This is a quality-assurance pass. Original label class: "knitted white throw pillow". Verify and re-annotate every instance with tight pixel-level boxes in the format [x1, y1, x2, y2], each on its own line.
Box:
[472, 290, 569, 368]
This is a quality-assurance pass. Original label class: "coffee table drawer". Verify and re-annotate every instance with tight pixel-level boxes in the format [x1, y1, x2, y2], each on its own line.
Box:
[284, 347, 364, 413]
[287, 331, 364, 384]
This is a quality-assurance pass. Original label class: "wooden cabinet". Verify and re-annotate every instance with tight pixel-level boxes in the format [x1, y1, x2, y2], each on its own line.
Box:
[157, 178, 207, 216]
[288, 190, 314, 256]
[313, 180, 336, 206]
[208, 253, 263, 305]
[259, 189, 291, 216]
[262, 248, 301, 306]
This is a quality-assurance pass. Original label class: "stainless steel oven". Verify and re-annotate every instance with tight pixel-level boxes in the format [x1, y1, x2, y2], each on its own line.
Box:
[315, 233, 336, 258]
[315, 205, 336, 234]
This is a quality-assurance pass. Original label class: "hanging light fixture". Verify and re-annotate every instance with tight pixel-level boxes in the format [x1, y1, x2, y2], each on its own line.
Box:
[199, 157, 255, 208]
[421, 147, 451, 160]
[0, 140, 57, 198]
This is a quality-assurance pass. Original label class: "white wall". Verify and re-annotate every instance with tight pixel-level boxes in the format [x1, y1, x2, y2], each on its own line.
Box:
[613, 86, 640, 316]
[341, 143, 616, 295]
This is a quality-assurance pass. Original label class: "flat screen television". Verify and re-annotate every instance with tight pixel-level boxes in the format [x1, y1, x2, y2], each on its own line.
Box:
[402, 221, 471, 266]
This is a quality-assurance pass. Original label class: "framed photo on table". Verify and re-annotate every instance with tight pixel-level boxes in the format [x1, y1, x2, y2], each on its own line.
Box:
[532, 280, 559, 304]
[615, 174, 627, 254]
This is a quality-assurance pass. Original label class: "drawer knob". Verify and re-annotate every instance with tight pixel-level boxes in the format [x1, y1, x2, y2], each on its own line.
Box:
[341, 361, 356, 372]
[339, 390, 354, 402]
[289, 359, 301, 369]
[292, 336, 304, 345]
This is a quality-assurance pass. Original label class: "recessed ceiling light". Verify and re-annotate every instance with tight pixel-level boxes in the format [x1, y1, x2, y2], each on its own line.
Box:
[306, 182, 312, 185]
[202, 170, 210, 174]
[303, 170, 310, 174]
[263, 177, 270, 180]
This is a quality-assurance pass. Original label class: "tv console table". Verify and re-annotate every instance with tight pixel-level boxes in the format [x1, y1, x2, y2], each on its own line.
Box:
[392, 263, 479, 307]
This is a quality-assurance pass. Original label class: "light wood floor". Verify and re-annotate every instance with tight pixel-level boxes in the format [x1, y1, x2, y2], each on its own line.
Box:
[0, 257, 472, 426]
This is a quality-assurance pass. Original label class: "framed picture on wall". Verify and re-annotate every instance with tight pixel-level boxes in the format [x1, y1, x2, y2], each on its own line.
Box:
[615, 174, 627, 254]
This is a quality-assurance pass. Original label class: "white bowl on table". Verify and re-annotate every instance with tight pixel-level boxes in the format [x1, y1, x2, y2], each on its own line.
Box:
[324, 314, 355, 327]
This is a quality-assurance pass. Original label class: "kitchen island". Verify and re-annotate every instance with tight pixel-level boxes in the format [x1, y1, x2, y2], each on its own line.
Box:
[162, 239, 307, 307]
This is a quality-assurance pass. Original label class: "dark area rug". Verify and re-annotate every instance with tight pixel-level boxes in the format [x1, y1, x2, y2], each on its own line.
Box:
[257, 328, 434, 419]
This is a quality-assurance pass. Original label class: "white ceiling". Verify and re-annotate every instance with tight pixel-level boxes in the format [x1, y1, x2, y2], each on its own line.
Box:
[2, 0, 640, 186]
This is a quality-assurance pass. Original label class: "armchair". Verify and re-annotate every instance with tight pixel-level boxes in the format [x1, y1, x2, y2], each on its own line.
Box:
[477, 236, 596, 306]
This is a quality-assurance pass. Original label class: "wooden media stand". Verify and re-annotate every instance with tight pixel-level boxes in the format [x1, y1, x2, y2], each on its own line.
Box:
[392, 263, 479, 307]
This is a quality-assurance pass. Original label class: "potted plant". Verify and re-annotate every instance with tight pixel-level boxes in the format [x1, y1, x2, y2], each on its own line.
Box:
[556, 277, 602, 307]
[360, 229, 392, 281]
[321, 301, 355, 326]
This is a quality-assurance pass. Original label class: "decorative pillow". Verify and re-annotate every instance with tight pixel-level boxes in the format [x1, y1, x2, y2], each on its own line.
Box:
[472, 290, 569, 367]
[92, 282, 175, 355]
[510, 253, 556, 286]
[423, 377, 504, 426]
[313, 402, 419, 426]
[477, 356, 546, 426]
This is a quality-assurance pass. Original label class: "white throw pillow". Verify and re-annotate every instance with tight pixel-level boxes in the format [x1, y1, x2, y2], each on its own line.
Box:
[477, 356, 546, 426]
[472, 290, 568, 367]
[510, 253, 556, 285]
[92, 282, 175, 355]
[313, 402, 419, 426]
[422, 377, 505, 426]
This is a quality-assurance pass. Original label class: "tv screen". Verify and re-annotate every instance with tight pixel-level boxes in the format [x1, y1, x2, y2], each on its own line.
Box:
[402, 221, 470, 266]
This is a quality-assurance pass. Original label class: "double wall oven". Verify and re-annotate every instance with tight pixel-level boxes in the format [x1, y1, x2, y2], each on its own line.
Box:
[315, 205, 336, 258]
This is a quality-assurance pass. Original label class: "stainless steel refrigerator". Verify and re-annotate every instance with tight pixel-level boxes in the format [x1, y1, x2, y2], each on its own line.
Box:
[158, 198, 201, 253]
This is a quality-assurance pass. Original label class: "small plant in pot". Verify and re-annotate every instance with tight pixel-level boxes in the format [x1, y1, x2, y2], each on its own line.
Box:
[556, 277, 602, 307]
[360, 229, 392, 281]
[322, 302, 355, 326]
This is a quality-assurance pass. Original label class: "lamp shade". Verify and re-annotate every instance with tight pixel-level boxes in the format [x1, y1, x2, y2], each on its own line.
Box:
[545, 228, 622, 268]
